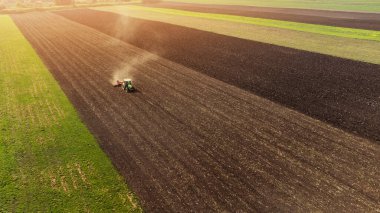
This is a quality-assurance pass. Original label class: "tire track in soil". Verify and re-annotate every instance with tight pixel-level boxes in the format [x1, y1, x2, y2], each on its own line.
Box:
[12, 12, 380, 212]
[55, 9, 380, 143]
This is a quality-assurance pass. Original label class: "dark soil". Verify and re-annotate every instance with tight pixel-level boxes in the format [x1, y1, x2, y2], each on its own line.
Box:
[12, 11, 380, 212]
[55, 9, 380, 143]
[142, 2, 380, 30]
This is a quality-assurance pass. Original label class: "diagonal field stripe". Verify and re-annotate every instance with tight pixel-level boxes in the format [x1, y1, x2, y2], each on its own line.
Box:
[124, 5, 380, 42]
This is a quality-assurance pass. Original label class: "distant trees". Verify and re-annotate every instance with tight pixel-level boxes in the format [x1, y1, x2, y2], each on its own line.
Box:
[142, 0, 161, 3]
[55, 0, 73, 5]
[0, 0, 4, 10]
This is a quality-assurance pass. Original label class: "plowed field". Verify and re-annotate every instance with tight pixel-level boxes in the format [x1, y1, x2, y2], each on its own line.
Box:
[56, 9, 380, 142]
[11, 12, 380, 211]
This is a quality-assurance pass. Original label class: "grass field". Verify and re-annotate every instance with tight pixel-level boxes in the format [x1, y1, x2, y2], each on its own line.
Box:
[0, 15, 141, 212]
[164, 0, 380, 12]
[95, 6, 380, 64]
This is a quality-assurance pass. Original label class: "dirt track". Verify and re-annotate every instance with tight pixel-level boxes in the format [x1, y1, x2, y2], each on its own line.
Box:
[56, 9, 380, 143]
[12, 12, 380, 212]
[142, 2, 380, 30]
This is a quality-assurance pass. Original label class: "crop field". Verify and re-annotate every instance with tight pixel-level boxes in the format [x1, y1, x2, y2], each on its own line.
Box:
[147, 2, 380, 30]
[92, 5, 380, 64]
[7, 5, 380, 211]
[0, 15, 141, 212]
[2, 1, 380, 212]
[56, 8, 380, 143]
[106, 6, 380, 40]
[164, 0, 380, 12]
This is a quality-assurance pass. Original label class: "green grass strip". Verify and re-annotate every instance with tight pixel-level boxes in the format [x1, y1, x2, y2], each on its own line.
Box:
[127, 5, 380, 42]
[0, 15, 142, 212]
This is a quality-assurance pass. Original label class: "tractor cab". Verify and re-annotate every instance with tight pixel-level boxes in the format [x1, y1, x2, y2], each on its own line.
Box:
[123, 79, 135, 93]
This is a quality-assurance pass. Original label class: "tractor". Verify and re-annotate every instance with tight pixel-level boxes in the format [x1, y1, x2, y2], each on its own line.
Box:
[114, 79, 135, 93]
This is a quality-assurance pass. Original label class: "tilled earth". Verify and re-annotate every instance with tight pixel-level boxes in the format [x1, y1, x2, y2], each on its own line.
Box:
[56, 9, 380, 143]
[12, 12, 380, 212]
[142, 2, 380, 30]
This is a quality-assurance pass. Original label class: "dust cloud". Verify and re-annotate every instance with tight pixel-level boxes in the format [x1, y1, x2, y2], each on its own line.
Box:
[110, 53, 158, 85]
[107, 15, 161, 85]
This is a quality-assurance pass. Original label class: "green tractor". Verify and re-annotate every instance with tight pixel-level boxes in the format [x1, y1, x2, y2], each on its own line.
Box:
[122, 79, 135, 93]
[114, 79, 135, 93]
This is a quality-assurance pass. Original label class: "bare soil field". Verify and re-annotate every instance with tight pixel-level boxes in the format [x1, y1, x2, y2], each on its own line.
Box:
[56, 9, 380, 143]
[11, 12, 380, 212]
[142, 2, 380, 30]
